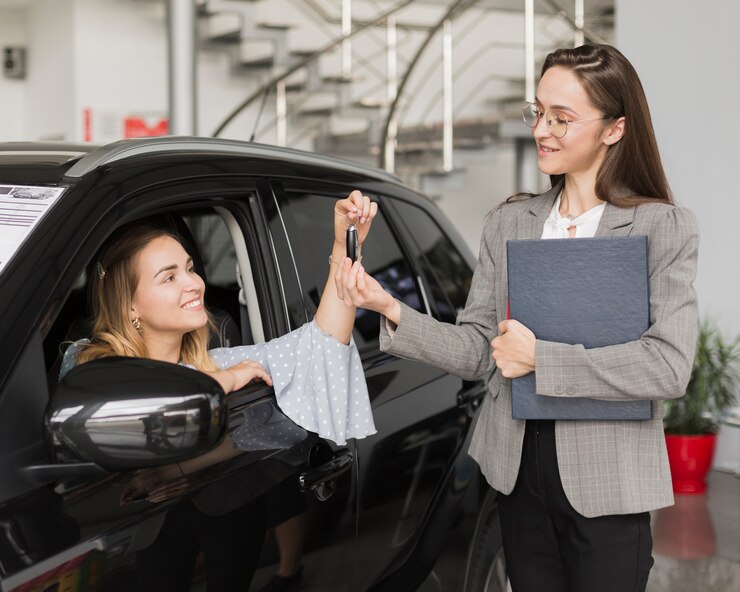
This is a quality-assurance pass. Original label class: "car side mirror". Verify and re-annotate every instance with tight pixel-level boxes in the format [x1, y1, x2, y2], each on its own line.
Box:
[46, 357, 227, 471]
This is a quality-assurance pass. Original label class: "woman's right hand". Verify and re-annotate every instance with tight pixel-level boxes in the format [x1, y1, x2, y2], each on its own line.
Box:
[209, 360, 273, 393]
[335, 260, 401, 325]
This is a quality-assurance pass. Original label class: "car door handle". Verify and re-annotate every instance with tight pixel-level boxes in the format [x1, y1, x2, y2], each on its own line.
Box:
[456, 380, 488, 413]
[298, 449, 353, 500]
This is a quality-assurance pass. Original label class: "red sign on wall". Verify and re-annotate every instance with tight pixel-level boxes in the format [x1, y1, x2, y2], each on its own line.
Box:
[124, 117, 169, 138]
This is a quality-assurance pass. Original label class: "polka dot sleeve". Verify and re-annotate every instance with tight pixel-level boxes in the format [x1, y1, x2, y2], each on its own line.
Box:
[208, 320, 376, 446]
[58, 339, 90, 380]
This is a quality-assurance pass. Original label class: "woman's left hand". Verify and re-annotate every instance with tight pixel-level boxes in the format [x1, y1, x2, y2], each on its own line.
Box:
[335, 190, 378, 246]
[491, 320, 536, 378]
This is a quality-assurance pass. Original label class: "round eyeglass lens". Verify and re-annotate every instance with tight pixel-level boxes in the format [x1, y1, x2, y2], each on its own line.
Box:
[522, 102, 539, 127]
[546, 113, 568, 138]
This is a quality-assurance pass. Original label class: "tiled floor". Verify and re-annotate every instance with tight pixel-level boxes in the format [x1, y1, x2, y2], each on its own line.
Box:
[648, 470, 740, 592]
[194, 470, 740, 592]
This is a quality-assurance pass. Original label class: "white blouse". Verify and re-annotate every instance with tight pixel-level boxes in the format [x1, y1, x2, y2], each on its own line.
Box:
[542, 193, 605, 239]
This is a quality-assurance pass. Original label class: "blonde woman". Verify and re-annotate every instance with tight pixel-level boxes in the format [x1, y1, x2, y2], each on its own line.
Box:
[58, 191, 377, 592]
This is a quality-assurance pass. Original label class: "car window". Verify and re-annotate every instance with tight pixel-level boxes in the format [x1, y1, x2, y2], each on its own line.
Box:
[43, 209, 246, 376]
[183, 213, 238, 288]
[391, 200, 473, 323]
[280, 192, 424, 351]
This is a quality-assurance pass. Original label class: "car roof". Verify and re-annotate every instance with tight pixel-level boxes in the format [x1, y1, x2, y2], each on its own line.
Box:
[0, 137, 406, 186]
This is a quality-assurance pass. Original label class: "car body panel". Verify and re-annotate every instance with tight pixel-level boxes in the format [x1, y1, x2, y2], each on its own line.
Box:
[0, 138, 490, 592]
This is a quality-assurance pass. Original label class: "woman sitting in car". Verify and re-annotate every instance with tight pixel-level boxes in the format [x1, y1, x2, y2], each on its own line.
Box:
[59, 191, 378, 447]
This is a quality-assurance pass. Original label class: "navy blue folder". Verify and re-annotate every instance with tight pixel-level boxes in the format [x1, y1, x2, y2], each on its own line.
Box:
[506, 236, 653, 420]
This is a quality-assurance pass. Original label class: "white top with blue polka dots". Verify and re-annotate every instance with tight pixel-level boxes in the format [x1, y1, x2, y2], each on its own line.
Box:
[59, 320, 376, 446]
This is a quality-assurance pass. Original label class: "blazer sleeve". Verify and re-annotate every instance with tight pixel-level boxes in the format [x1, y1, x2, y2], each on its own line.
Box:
[378, 208, 501, 381]
[535, 206, 699, 401]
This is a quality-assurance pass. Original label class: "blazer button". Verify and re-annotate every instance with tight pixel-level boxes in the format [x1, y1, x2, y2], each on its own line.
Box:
[566, 386, 575, 395]
[554, 385, 564, 395]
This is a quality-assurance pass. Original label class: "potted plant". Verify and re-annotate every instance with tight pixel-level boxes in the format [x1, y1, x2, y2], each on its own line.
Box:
[664, 322, 740, 493]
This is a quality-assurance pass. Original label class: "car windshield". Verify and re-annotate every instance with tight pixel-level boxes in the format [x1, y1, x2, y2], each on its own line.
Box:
[0, 184, 66, 275]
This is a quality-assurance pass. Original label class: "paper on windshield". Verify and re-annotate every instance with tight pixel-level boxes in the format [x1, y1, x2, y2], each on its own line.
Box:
[0, 185, 66, 274]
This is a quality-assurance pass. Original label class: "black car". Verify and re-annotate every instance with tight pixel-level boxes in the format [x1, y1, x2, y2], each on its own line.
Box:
[0, 137, 505, 592]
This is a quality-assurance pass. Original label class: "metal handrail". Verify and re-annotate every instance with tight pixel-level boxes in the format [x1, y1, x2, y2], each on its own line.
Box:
[539, 0, 608, 45]
[212, 0, 414, 137]
[209, 0, 611, 171]
[378, 0, 481, 169]
[301, 0, 444, 31]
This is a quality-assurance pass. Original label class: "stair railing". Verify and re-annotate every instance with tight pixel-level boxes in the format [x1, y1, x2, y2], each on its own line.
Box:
[211, 0, 414, 137]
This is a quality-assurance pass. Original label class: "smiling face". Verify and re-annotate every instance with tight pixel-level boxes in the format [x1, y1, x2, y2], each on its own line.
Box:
[533, 66, 618, 179]
[130, 236, 208, 341]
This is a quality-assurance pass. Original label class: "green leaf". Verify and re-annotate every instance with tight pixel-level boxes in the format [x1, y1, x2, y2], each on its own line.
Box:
[664, 321, 740, 435]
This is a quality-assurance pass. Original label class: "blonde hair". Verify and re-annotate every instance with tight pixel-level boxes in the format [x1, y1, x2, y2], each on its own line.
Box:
[76, 224, 219, 372]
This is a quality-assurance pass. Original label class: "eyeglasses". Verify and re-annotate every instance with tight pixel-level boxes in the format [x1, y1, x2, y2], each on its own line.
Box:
[521, 101, 606, 138]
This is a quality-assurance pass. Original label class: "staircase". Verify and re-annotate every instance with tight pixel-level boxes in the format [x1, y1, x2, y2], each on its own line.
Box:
[193, 0, 614, 186]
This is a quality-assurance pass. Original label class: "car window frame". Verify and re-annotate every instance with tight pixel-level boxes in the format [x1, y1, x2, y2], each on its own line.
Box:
[269, 179, 431, 357]
[381, 196, 475, 322]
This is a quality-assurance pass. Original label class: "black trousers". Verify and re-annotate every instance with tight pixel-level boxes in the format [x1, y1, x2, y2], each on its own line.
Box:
[497, 420, 654, 592]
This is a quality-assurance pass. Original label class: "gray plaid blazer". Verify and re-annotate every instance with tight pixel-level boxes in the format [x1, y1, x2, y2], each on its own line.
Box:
[380, 183, 699, 517]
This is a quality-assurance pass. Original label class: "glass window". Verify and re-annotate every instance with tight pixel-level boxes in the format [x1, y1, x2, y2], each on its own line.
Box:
[183, 214, 238, 288]
[281, 192, 423, 351]
[392, 200, 473, 323]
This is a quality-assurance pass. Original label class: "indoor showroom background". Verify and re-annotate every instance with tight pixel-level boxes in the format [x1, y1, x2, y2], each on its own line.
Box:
[0, 0, 738, 493]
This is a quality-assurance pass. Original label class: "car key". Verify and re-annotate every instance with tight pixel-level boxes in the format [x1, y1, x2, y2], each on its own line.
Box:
[346, 224, 359, 262]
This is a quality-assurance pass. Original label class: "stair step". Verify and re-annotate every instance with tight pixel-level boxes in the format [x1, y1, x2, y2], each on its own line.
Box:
[406, 166, 466, 178]
[290, 49, 320, 59]
[285, 82, 307, 93]
[238, 38, 275, 64]
[201, 12, 242, 44]
[296, 107, 334, 117]
[322, 75, 361, 85]
[354, 97, 391, 109]
[208, 30, 242, 44]
[394, 137, 489, 154]
[257, 21, 294, 31]
[237, 57, 274, 69]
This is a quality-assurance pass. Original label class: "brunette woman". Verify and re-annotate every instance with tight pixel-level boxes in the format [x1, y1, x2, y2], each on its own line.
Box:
[336, 45, 698, 592]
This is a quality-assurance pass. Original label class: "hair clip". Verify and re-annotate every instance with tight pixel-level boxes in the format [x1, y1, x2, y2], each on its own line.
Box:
[96, 262, 106, 280]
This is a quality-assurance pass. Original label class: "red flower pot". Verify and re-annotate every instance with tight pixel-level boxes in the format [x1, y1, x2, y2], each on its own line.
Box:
[665, 433, 717, 494]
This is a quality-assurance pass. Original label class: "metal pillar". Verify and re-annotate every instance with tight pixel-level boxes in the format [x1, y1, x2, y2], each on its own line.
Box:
[574, 0, 585, 47]
[442, 19, 453, 172]
[167, 0, 197, 135]
[342, 0, 352, 79]
[276, 80, 287, 147]
[524, 0, 535, 102]
[384, 16, 398, 173]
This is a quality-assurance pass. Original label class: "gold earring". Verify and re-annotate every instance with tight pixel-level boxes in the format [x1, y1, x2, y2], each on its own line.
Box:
[132, 317, 143, 333]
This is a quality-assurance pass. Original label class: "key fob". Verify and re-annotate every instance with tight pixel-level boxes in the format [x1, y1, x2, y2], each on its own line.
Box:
[346, 224, 359, 262]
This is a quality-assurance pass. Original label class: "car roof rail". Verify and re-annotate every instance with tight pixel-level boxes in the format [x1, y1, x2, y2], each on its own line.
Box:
[63, 136, 404, 184]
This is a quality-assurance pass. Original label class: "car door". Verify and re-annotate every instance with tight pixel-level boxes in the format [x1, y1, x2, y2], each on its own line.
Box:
[271, 180, 478, 591]
[247, 178, 359, 592]
[0, 175, 328, 592]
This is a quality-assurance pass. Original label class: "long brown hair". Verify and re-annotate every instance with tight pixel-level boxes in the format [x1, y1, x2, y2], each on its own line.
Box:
[512, 44, 672, 207]
[76, 224, 219, 371]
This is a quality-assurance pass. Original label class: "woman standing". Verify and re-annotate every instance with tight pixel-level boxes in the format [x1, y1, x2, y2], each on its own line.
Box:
[335, 44, 698, 592]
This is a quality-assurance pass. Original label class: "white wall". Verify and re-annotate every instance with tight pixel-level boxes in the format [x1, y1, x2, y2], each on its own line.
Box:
[424, 144, 518, 254]
[617, 0, 740, 473]
[25, 0, 76, 141]
[74, 0, 168, 142]
[0, 8, 27, 140]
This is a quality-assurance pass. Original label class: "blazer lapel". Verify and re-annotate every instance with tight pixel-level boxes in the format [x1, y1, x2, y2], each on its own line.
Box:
[595, 202, 636, 237]
[517, 181, 562, 239]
